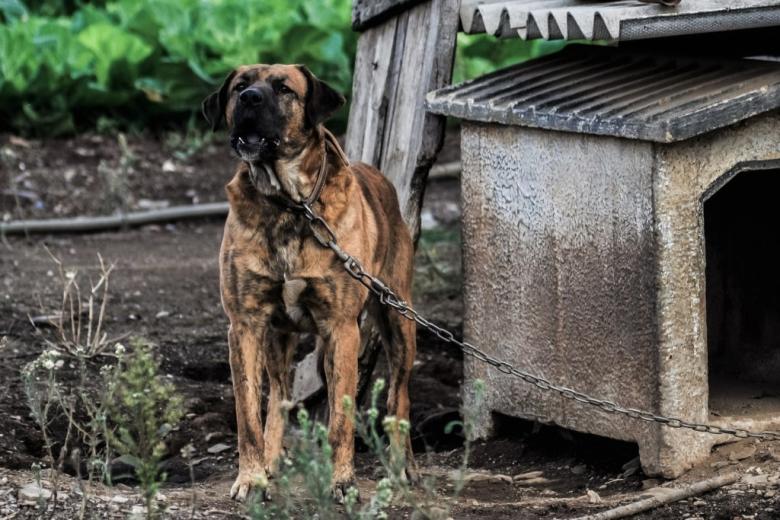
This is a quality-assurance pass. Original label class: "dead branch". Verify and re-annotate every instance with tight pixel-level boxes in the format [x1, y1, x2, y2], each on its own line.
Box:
[34, 247, 117, 358]
[572, 472, 739, 520]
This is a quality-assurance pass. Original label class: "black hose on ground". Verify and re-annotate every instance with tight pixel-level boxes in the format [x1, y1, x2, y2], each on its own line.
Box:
[1, 202, 229, 235]
[0, 161, 461, 236]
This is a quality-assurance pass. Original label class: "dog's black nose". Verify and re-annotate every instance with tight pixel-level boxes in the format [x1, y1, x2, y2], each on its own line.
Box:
[239, 87, 264, 107]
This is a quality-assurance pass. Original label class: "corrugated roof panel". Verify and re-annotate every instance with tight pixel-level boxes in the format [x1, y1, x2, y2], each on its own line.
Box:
[425, 46, 780, 142]
[460, 0, 780, 41]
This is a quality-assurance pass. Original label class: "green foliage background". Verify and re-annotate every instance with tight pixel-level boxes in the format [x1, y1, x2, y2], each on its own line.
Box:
[0, 0, 566, 136]
[453, 33, 567, 86]
[0, 0, 356, 135]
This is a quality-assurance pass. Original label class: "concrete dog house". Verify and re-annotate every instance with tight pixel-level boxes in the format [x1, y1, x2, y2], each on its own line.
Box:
[427, 45, 780, 477]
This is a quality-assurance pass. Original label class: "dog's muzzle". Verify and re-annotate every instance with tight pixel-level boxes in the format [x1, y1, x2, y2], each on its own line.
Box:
[231, 134, 280, 159]
[230, 86, 282, 161]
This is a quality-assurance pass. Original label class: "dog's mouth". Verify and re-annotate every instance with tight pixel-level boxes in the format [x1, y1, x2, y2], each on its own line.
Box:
[230, 133, 281, 161]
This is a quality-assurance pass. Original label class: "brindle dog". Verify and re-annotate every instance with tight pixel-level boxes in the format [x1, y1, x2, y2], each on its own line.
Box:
[202, 65, 417, 502]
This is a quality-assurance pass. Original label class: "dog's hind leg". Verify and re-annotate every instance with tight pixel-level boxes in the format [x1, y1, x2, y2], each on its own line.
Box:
[385, 308, 419, 484]
[263, 334, 295, 478]
[322, 319, 361, 502]
[228, 324, 269, 502]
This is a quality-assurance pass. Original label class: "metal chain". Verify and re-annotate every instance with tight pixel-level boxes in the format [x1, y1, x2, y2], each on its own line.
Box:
[299, 202, 780, 442]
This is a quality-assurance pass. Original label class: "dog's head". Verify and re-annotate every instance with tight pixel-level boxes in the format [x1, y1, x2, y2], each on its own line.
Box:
[202, 64, 345, 162]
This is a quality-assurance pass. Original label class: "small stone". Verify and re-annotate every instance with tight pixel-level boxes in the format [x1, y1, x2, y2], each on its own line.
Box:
[162, 160, 177, 173]
[18, 483, 51, 505]
[155, 310, 170, 319]
[621, 456, 641, 472]
[205, 431, 226, 443]
[586, 489, 602, 503]
[137, 199, 170, 210]
[571, 464, 587, 475]
[727, 489, 745, 496]
[768, 448, 780, 463]
[513, 477, 555, 487]
[693, 500, 706, 507]
[190, 456, 211, 466]
[642, 479, 661, 490]
[728, 443, 757, 462]
[744, 474, 769, 486]
[765, 490, 776, 498]
[712, 461, 734, 469]
[207, 443, 232, 454]
[463, 472, 512, 484]
[111, 495, 128, 504]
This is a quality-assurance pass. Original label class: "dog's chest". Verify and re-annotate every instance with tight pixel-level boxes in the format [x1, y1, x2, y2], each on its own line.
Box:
[223, 217, 335, 332]
[261, 213, 306, 275]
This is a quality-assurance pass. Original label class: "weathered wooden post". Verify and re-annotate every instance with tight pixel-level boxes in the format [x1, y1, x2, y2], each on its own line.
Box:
[347, 0, 460, 239]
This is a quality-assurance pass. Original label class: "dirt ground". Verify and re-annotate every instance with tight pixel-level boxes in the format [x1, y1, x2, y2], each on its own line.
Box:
[1, 132, 779, 519]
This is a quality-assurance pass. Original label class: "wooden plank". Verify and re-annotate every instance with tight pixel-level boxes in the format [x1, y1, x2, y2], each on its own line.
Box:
[346, 0, 460, 239]
[352, 0, 428, 31]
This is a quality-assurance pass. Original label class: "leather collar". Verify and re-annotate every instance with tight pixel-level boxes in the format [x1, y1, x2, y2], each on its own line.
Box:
[253, 128, 349, 213]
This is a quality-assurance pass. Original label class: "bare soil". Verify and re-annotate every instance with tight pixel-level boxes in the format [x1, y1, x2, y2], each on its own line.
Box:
[1, 132, 779, 519]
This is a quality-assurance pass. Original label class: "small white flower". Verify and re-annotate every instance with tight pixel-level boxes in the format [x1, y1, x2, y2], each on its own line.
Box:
[114, 343, 126, 355]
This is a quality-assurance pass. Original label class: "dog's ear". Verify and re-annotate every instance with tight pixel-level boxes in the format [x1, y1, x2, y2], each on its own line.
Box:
[202, 70, 237, 132]
[297, 65, 346, 128]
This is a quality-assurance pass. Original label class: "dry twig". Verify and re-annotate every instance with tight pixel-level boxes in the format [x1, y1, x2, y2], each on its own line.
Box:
[572, 472, 739, 520]
[31, 247, 117, 358]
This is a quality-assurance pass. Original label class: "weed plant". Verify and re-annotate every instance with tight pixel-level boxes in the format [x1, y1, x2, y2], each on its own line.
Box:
[248, 379, 484, 519]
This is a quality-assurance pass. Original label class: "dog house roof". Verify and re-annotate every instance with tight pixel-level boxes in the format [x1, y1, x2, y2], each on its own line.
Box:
[461, 0, 780, 41]
[426, 46, 780, 142]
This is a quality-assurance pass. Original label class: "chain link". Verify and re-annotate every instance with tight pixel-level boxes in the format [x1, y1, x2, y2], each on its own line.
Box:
[299, 202, 780, 442]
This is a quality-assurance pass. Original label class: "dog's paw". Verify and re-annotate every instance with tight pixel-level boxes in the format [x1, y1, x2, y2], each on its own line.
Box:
[405, 464, 420, 487]
[230, 470, 269, 503]
[332, 478, 359, 504]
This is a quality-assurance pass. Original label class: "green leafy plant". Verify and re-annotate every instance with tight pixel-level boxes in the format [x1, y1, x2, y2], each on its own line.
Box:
[107, 338, 183, 520]
[453, 33, 568, 85]
[247, 379, 484, 520]
[22, 250, 127, 518]
[21, 251, 188, 518]
[0, 0, 356, 135]
[247, 406, 337, 520]
[1, 1, 579, 136]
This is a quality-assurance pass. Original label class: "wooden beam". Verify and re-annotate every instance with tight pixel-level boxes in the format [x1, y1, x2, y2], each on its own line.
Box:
[352, 0, 428, 31]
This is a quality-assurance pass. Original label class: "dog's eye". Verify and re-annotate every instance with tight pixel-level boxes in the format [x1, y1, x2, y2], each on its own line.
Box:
[234, 82, 247, 92]
[277, 84, 294, 96]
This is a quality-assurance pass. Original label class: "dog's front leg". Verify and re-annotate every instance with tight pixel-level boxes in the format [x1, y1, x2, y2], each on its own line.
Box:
[263, 334, 295, 477]
[228, 323, 268, 502]
[322, 319, 360, 502]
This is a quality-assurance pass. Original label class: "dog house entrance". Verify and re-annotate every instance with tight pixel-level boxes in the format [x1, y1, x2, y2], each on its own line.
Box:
[705, 167, 780, 422]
